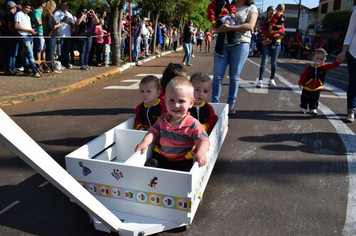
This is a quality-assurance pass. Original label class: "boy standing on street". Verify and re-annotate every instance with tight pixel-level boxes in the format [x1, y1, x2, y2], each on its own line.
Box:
[298, 48, 342, 115]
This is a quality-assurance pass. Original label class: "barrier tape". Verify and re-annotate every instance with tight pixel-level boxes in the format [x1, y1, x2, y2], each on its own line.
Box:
[0, 34, 110, 39]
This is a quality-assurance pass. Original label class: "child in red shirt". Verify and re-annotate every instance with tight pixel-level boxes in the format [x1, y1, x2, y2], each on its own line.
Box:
[298, 48, 342, 115]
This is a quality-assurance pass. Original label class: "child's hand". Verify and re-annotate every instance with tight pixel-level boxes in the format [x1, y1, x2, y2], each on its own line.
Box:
[299, 85, 303, 89]
[135, 143, 147, 154]
[194, 140, 209, 167]
[194, 152, 207, 167]
[231, 13, 236, 18]
[336, 56, 343, 63]
[268, 26, 272, 32]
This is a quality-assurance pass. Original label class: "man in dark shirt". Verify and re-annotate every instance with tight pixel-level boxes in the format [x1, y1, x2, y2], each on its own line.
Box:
[4, 1, 19, 75]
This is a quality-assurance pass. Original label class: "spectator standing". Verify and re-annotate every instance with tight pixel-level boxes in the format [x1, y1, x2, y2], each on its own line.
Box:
[191, 27, 197, 58]
[76, 5, 99, 70]
[147, 21, 153, 54]
[282, 33, 290, 57]
[42, 0, 62, 74]
[196, 27, 204, 52]
[156, 22, 163, 53]
[257, 5, 284, 88]
[292, 29, 303, 59]
[92, 18, 107, 66]
[69, 15, 77, 65]
[54, 0, 75, 69]
[14, 1, 40, 77]
[33, 0, 46, 61]
[171, 27, 179, 53]
[131, 15, 142, 62]
[337, 10, 356, 123]
[182, 20, 196, 67]
[4, 1, 19, 75]
[204, 28, 212, 53]
[141, 17, 149, 57]
[211, 0, 258, 114]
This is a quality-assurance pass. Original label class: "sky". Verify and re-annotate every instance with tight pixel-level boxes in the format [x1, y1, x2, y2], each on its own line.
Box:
[255, 0, 320, 12]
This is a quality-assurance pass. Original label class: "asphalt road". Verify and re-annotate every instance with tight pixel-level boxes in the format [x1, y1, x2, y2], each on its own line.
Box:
[1, 47, 356, 236]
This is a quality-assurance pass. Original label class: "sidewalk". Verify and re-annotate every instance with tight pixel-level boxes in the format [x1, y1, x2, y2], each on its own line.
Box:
[0, 50, 176, 107]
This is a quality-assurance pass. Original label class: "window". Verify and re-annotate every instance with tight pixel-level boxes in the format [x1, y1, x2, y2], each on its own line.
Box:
[321, 3, 328, 14]
[333, 0, 341, 10]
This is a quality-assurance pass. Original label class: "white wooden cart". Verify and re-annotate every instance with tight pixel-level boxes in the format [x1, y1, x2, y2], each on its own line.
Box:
[0, 103, 228, 236]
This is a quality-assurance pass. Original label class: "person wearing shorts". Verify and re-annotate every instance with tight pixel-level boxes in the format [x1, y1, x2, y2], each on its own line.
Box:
[33, 0, 46, 60]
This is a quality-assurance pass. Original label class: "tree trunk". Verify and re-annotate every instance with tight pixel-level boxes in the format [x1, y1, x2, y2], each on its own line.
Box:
[108, 0, 124, 65]
[152, 7, 160, 55]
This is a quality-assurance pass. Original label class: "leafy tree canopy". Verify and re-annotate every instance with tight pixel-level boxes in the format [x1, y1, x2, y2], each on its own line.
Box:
[322, 10, 352, 35]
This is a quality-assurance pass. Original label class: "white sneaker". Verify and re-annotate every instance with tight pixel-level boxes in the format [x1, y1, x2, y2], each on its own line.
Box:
[300, 108, 306, 114]
[192, 54, 195, 58]
[310, 109, 317, 115]
[256, 80, 263, 88]
[269, 79, 276, 86]
[197, 50, 199, 52]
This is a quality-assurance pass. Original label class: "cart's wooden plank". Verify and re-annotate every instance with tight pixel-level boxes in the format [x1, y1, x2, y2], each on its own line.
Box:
[0, 109, 122, 233]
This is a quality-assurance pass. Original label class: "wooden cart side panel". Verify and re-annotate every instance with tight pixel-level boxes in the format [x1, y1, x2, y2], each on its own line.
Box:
[65, 157, 194, 223]
[0, 109, 122, 233]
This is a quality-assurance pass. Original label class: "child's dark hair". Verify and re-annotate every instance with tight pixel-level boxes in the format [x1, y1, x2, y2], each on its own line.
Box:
[140, 75, 161, 91]
[190, 72, 212, 85]
[161, 63, 187, 89]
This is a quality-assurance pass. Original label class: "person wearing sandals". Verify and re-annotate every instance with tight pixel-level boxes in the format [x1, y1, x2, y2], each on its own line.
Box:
[337, 10, 356, 123]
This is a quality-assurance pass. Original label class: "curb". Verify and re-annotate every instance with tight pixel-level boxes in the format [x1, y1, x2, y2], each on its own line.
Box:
[0, 47, 182, 107]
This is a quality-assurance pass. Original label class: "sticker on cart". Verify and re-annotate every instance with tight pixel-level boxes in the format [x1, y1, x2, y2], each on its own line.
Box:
[87, 183, 99, 195]
[78, 181, 87, 189]
[123, 188, 135, 202]
[176, 197, 190, 212]
[148, 193, 162, 207]
[162, 195, 175, 209]
[98, 184, 111, 198]
[148, 177, 158, 188]
[111, 187, 123, 199]
[111, 169, 124, 181]
[78, 162, 91, 176]
[136, 191, 148, 204]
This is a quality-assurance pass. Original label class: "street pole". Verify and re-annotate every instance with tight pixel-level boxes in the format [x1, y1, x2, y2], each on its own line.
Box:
[296, 0, 301, 32]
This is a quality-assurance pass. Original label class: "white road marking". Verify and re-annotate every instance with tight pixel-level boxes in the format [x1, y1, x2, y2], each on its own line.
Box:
[103, 79, 141, 90]
[247, 58, 356, 235]
[239, 78, 268, 94]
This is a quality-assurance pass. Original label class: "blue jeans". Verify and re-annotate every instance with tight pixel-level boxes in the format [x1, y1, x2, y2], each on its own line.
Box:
[60, 38, 71, 67]
[46, 37, 56, 72]
[212, 43, 249, 107]
[20, 37, 37, 74]
[259, 43, 281, 80]
[347, 51, 356, 113]
[182, 42, 192, 64]
[80, 37, 93, 66]
[6, 39, 19, 71]
[132, 36, 142, 60]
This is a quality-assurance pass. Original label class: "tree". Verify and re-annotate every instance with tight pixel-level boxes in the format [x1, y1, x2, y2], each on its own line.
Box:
[322, 11, 352, 39]
[106, 0, 127, 66]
